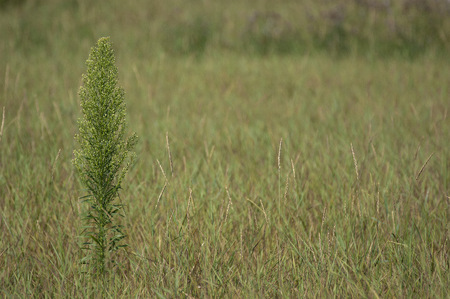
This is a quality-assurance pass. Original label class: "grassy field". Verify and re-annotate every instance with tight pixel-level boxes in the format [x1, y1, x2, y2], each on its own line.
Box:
[1, 0, 449, 297]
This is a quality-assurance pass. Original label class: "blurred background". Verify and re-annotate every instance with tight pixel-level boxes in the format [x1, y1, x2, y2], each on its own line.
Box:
[1, 0, 449, 60]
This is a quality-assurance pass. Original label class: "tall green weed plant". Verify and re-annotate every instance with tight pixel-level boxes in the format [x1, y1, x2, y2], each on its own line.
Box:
[73, 37, 137, 276]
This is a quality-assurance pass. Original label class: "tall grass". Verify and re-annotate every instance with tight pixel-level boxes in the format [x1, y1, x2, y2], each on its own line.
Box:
[0, 0, 448, 297]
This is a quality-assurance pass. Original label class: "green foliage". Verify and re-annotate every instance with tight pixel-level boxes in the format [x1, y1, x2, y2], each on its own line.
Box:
[73, 37, 137, 276]
[161, 16, 212, 56]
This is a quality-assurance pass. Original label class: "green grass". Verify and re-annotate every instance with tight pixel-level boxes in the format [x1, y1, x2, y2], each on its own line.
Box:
[0, 0, 449, 297]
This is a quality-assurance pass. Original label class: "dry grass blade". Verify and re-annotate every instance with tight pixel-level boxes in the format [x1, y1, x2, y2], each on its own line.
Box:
[416, 153, 434, 181]
[278, 138, 282, 204]
[51, 149, 61, 181]
[3, 65, 9, 99]
[0, 106, 5, 142]
[351, 143, 359, 181]
[218, 187, 233, 235]
[321, 207, 327, 233]
[283, 173, 290, 202]
[166, 132, 173, 177]
[186, 188, 193, 231]
[224, 187, 232, 223]
[290, 158, 296, 179]
[156, 159, 167, 181]
[259, 198, 269, 225]
[278, 138, 283, 171]
[155, 181, 167, 209]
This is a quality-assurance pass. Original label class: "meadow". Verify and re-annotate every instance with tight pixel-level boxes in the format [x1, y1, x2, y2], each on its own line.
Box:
[0, 0, 449, 297]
